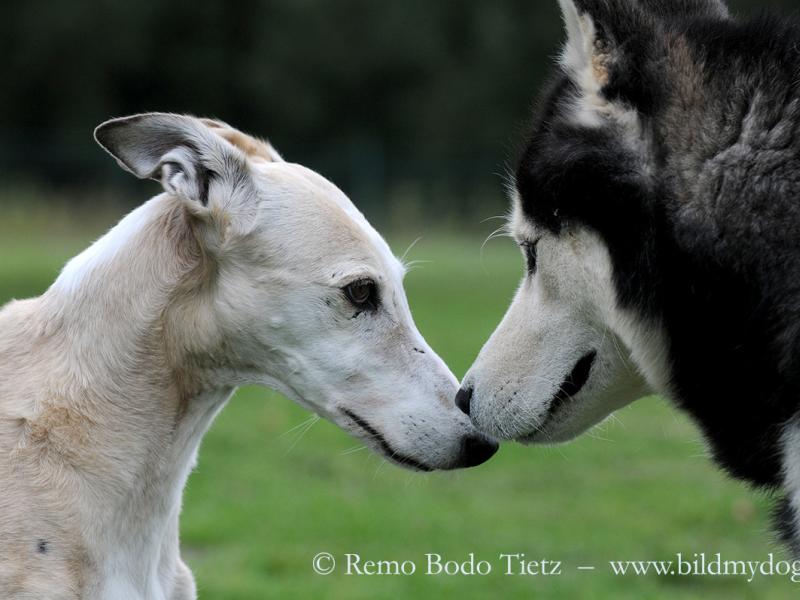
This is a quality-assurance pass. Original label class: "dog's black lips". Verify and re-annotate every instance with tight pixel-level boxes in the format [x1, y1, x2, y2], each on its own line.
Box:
[341, 408, 432, 472]
[543, 350, 597, 425]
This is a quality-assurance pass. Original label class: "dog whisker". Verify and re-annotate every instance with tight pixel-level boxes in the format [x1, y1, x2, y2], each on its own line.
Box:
[283, 415, 320, 455]
[403, 259, 431, 273]
[277, 414, 320, 440]
[400, 236, 423, 266]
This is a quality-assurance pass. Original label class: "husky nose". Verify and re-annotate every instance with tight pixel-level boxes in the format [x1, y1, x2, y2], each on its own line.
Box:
[455, 386, 473, 416]
[460, 434, 499, 468]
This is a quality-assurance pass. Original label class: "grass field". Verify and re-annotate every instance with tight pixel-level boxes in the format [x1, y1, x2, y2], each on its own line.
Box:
[0, 209, 796, 599]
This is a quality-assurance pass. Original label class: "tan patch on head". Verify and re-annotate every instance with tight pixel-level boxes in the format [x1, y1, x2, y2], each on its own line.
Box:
[591, 50, 611, 87]
[199, 118, 282, 164]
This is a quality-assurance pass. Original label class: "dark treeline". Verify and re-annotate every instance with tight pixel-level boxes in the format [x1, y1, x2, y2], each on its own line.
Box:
[0, 0, 794, 227]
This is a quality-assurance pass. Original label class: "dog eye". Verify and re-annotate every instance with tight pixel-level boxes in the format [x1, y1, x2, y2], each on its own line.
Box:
[520, 240, 538, 275]
[343, 279, 378, 310]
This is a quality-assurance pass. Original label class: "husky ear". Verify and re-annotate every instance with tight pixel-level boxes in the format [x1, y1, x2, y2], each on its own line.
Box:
[557, 1, 645, 84]
[558, 0, 728, 79]
[94, 113, 250, 212]
[557, 0, 677, 120]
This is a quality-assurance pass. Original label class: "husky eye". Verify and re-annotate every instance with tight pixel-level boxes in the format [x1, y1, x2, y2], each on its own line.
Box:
[343, 279, 378, 310]
[520, 240, 538, 275]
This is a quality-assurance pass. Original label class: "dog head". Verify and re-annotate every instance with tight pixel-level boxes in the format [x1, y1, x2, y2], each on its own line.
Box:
[94, 112, 497, 470]
[460, 0, 736, 442]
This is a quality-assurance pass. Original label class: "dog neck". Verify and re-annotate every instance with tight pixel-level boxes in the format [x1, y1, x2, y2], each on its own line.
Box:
[28, 194, 232, 588]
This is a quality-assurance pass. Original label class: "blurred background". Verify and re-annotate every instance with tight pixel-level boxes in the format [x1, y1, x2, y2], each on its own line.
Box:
[2, 1, 799, 598]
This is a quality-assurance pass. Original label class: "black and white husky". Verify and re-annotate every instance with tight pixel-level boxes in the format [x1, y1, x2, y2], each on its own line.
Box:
[459, 0, 800, 551]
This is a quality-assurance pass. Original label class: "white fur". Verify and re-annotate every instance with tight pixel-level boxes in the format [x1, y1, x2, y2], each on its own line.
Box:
[56, 202, 152, 295]
[462, 194, 668, 443]
[0, 114, 478, 598]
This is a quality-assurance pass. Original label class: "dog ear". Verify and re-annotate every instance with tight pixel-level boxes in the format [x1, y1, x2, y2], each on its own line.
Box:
[557, 1, 647, 85]
[558, 0, 682, 121]
[557, 0, 727, 86]
[94, 113, 254, 213]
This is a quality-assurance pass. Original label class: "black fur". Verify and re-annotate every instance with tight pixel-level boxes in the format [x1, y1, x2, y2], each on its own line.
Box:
[546, 351, 598, 425]
[775, 496, 800, 556]
[515, 0, 800, 540]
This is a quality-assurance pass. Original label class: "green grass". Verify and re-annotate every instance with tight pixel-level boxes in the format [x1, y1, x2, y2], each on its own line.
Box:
[1, 222, 796, 599]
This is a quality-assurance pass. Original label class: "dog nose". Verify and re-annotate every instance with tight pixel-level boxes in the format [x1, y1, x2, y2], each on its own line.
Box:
[460, 434, 499, 468]
[455, 386, 473, 416]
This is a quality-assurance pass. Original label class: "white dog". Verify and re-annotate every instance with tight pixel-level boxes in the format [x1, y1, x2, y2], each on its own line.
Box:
[0, 113, 497, 599]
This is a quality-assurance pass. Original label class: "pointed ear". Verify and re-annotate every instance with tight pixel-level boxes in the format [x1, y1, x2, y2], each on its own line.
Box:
[557, 0, 593, 79]
[94, 113, 250, 210]
[557, 0, 644, 84]
[558, 0, 728, 80]
[557, 0, 676, 121]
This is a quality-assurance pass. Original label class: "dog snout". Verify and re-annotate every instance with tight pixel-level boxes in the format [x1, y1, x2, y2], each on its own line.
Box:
[455, 385, 473, 416]
[455, 433, 498, 468]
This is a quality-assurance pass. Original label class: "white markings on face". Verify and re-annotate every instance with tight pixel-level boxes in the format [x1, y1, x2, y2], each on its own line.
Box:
[462, 193, 664, 444]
